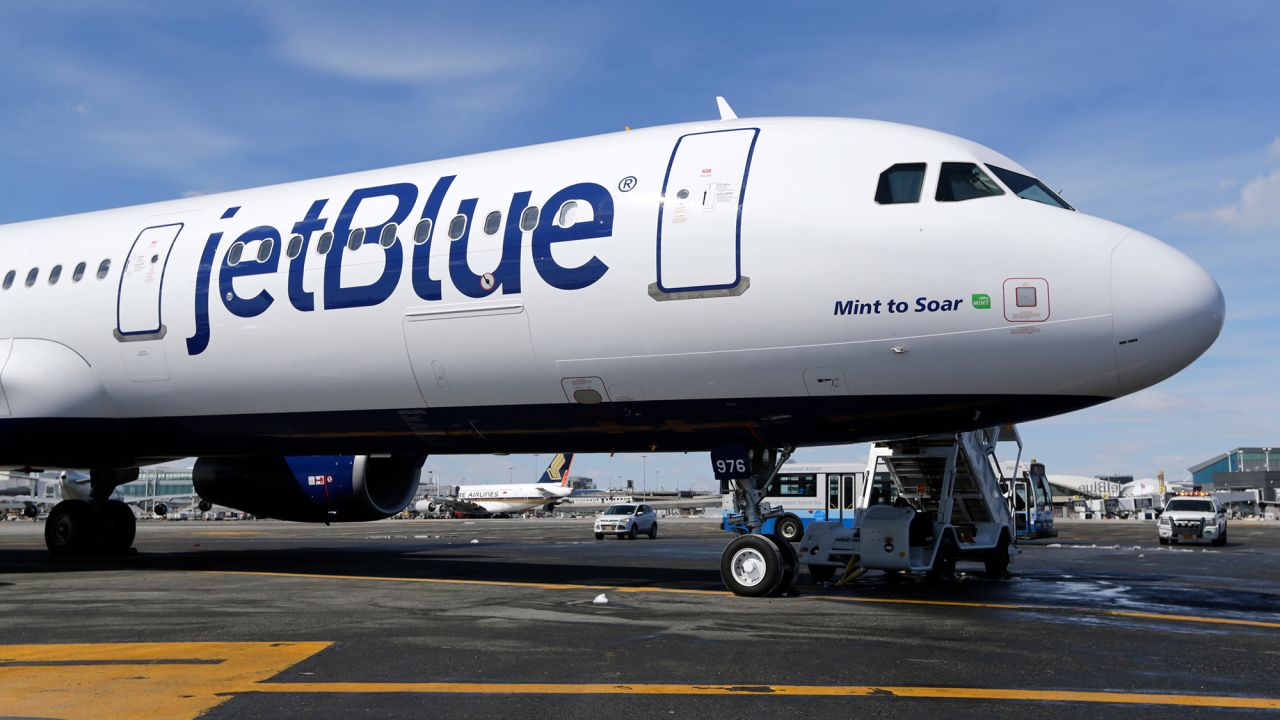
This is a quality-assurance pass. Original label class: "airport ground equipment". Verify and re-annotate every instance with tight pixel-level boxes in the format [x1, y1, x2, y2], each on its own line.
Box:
[1011, 460, 1058, 539]
[1158, 493, 1227, 545]
[720, 463, 864, 542]
[798, 427, 1020, 582]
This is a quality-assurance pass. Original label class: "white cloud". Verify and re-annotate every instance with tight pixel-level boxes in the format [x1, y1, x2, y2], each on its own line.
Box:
[1189, 137, 1280, 230]
[1205, 168, 1280, 229]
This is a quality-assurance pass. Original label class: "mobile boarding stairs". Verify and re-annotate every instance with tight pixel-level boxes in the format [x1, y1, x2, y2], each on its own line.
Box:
[797, 426, 1021, 584]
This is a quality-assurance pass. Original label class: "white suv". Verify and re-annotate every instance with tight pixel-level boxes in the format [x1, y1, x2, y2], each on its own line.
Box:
[1158, 496, 1227, 546]
[594, 504, 658, 540]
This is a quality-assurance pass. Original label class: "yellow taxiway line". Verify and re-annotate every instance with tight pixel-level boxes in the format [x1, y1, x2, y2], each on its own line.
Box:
[0, 641, 330, 720]
[245, 681, 1280, 709]
[200, 569, 1280, 631]
[2, 641, 1279, 718]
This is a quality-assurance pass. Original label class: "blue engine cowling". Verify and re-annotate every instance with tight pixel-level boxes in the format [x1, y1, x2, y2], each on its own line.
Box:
[192, 455, 424, 522]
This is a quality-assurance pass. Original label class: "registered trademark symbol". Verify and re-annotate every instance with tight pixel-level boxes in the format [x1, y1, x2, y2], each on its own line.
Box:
[618, 176, 637, 192]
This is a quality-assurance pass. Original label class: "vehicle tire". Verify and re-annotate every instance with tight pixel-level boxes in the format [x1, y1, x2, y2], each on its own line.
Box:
[1158, 537, 1169, 545]
[720, 534, 785, 597]
[1215, 529, 1227, 546]
[594, 533, 604, 540]
[984, 531, 1011, 578]
[648, 522, 658, 539]
[45, 500, 93, 556]
[627, 525, 638, 540]
[772, 536, 800, 596]
[775, 515, 803, 543]
[99, 501, 136, 554]
[927, 534, 958, 584]
[808, 564, 837, 583]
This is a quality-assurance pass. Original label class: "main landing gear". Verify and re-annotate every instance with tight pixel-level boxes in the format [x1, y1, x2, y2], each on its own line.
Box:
[718, 446, 797, 597]
[44, 468, 138, 557]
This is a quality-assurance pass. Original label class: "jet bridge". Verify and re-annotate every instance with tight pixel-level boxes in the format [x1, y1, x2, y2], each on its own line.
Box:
[799, 426, 1021, 582]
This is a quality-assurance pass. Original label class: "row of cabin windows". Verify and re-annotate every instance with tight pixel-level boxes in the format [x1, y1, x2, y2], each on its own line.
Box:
[226, 203, 561, 267]
[2, 259, 111, 290]
[875, 162, 1073, 210]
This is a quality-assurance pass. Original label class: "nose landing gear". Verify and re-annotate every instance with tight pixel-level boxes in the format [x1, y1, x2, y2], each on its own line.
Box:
[716, 445, 798, 596]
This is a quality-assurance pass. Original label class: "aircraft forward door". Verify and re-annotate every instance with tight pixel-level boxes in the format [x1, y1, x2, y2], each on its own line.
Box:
[116, 223, 184, 340]
[650, 128, 758, 299]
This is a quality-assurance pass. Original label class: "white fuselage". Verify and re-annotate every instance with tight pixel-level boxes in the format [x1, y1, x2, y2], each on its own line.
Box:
[456, 483, 573, 514]
[0, 116, 1224, 467]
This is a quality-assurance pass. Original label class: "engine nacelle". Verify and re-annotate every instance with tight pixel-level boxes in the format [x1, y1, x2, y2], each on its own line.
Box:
[153, 502, 168, 517]
[193, 455, 424, 522]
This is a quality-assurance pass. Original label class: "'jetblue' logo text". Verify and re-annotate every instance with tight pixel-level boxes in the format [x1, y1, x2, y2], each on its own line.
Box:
[186, 176, 614, 355]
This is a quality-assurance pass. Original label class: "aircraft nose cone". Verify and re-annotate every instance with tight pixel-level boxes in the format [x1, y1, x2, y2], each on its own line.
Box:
[1112, 232, 1224, 394]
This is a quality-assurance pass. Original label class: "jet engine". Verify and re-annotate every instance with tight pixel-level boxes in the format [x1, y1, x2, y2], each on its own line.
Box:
[193, 455, 424, 522]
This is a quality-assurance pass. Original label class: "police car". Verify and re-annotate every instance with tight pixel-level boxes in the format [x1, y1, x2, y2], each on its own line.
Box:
[1158, 493, 1227, 546]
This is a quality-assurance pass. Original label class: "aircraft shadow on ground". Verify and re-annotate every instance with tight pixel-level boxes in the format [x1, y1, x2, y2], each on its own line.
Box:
[2, 545, 1279, 617]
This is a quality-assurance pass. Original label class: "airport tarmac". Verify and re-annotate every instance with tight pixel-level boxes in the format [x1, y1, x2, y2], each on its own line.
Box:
[2, 517, 1280, 719]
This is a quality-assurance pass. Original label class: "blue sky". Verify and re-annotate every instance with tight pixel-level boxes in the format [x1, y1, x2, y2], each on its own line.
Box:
[1, 1, 1277, 488]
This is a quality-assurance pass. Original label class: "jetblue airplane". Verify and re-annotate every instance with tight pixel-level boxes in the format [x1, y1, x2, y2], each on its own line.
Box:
[0, 100, 1223, 561]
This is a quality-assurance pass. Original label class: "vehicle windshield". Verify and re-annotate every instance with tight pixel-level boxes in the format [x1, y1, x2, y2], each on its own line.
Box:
[985, 165, 1074, 210]
[1165, 499, 1215, 513]
[604, 505, 636, 515]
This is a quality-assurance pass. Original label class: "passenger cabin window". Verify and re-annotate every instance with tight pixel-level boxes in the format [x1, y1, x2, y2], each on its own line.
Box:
[556, 201, 579, 227]
[256, 237, 274, 263]
[72, 262, 86, 281]
[25, 268, 38, 287]
[985, 165, 1074, 210]
[413, 218, 432, 245]
[875, 163, 926, 204]
[519, 206, 540, 232]
[379, 223, 398, 248]
[48, 265, 62, 285]
[2, 270, 14, 289]
[347, 227, 365, 251]
[286, 234, 303, 259]
[316, 231, 334, 255]
[448, 214, 467, 240]
[483, 211, 501, 235]
[96, 259, 110, 279]
[936, 162, 1005, 202]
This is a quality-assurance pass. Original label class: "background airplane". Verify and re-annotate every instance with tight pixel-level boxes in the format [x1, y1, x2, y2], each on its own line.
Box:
[415, 453, 579, 517]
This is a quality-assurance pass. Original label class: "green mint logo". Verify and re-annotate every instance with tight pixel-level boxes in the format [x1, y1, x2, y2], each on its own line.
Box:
[971, 293, 992, 309]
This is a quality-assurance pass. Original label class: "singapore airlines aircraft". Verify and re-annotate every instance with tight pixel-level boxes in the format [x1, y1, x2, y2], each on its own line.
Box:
[0, 100, 1223, 578]
[413, 452, 577, 516]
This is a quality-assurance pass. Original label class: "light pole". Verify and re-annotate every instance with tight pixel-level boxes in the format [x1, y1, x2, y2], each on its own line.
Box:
[641, 455, 647, 500]
[654, 470, 661, 493]
[507, 466, 513, 483]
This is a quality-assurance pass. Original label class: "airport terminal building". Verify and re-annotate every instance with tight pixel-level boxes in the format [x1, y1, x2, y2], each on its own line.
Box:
[1189, 447, 1280, 503]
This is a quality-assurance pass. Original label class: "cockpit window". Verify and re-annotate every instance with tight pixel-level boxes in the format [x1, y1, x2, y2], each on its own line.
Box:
[936, 163, 1005, 202]
[875, 163, 926, 204]
[986, 165, 1074, 210]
